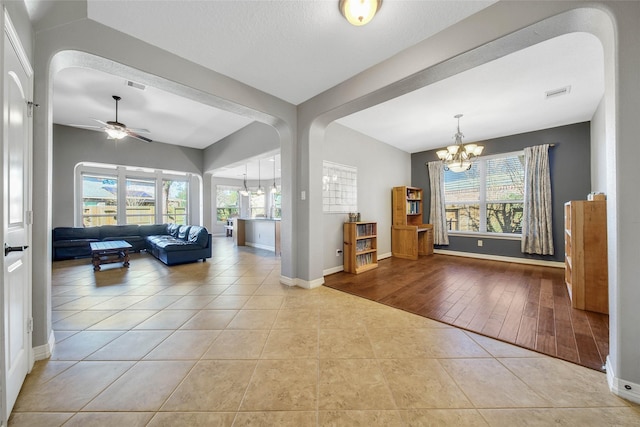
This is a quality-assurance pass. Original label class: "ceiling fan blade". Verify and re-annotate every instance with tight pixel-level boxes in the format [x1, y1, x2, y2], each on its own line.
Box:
[68, 124, 103, 130]
[127, 131, 153, 143]
[127, 127, 150, 134]
[91, 118, 109, 126]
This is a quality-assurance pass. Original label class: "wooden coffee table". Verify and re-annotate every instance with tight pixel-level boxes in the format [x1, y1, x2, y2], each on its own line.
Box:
[90, 240, 132, 271]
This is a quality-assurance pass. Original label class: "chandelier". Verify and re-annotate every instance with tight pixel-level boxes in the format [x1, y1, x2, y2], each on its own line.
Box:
[436, 114, 484, 173]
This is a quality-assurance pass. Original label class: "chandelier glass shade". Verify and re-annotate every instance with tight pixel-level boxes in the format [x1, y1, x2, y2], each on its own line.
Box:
[436, 114, 484, 173]
[105, 126, 127, 140]
[339, 0, 382, 26]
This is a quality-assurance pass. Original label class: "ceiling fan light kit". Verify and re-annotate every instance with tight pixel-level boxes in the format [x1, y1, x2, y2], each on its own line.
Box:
[339, 0, 382, 26]
[436, 114, 484, 173]
[75, 95, 153, 143]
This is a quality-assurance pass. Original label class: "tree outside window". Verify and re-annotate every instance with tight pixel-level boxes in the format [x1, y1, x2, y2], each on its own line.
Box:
[163, 179, 188, 224]
[250, 192, 265, 218]
[216, 186, 240, 222]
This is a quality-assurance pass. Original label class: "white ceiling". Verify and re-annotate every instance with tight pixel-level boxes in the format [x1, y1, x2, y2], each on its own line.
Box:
[336, 32, 604, 153]
[85, 0, 496, 106]
[47, 1, 604, 180]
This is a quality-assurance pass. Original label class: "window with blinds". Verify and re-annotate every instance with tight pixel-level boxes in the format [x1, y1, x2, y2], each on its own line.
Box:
[444, 151, 524, 235]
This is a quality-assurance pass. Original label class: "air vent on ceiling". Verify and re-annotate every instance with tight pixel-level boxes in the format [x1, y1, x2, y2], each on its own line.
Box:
[126, 80, 146, 91]
[545, 85, 571, 99]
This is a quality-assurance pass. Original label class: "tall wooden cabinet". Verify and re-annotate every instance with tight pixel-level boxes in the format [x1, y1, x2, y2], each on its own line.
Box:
[391, 186, 433, 260]
[564, 200, 608, 314]
[343, 222, 378, 274]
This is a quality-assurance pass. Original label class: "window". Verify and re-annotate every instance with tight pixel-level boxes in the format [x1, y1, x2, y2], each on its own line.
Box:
[75, 163, 197, 226]
[272, 188, 281, 219]
[163, 179, 188, 224]
[250, 192, 266, 218]
[444, 152, 524, 235]
[216, 185, 240, 222]
[125, 178, 156, 224]
[81, 174, 118, 227]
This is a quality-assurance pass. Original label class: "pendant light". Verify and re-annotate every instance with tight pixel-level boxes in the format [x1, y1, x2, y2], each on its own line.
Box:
[240, 164, 249, 196]
[256, 159, 264, 195]
[271, 155, 278, 194]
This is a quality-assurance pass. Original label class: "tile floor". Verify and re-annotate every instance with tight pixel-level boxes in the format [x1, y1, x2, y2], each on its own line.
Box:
[10, 237, 640, 426]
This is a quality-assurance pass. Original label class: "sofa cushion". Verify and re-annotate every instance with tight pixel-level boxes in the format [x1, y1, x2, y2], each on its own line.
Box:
[167, 223, 180, 237]
[53, 238, 100, 248]
[139, 224, 168, 236]
[177, 225, 191, 240]
[187, 226, 209, 248]
[99, 225, 140, 239]
[53, 227, 101, 240]
[102, 235, 145, 242]
[153, 238, 201, 252]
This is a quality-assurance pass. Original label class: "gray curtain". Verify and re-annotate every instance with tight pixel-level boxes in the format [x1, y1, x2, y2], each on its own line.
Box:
[428, 161, 449, 246]
[521, 144, 553, 255]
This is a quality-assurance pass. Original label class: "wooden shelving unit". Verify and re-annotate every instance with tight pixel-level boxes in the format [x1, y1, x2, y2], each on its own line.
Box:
[391, 186, 433, 260]
[343, 221, 378, 274]
[564, 200, 608, 314]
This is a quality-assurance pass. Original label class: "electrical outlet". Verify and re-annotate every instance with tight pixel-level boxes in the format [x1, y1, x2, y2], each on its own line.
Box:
[336, 249, 343, 256]
[477, 240, 483, 247]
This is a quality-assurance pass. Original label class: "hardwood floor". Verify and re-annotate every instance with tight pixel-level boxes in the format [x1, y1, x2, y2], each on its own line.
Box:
[324, 254, 609, 371]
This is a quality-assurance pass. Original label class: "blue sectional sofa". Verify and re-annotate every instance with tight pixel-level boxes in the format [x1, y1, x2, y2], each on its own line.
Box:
[52, 224, 212, 265]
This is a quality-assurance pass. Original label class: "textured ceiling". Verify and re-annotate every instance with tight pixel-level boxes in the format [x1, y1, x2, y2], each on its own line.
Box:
[45, 1, 604, 179]
[86, 0, 496, 105]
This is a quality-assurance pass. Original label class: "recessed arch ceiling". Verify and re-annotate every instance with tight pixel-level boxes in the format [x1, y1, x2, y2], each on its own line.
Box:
[85, 0, 497, 105]
[46, 2, 604, 169]
[337, 32, 604, 153]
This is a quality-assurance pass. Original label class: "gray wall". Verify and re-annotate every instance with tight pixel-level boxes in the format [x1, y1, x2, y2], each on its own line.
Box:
[322, 123, 411, 272]
[203, 122, 280, 231]
[411, 122, 591, 263]
[203, 122, 279, 173]
[52, 124, 204, 228]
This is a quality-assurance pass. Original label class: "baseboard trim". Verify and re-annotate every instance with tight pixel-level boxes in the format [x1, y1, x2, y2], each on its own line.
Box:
[323, 265, 343, 276]
[433, 249, 564, 268]
[606, 356, 640, 404]
[33, 330, 55, 361]
[378, 252, 392, 260]
[280, 275, 324, 289]
[246, 242, 276, 252]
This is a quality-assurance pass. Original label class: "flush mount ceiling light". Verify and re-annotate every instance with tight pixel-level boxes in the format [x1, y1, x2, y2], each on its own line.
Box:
[436, 114, 484, 173]
[339, 0, 382, 26]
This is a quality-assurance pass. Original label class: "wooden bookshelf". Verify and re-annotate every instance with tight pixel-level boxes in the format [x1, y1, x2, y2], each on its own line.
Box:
[564, 200, 608, 314]
[343, 221, 378, 274]
[391, 186, 433, 260]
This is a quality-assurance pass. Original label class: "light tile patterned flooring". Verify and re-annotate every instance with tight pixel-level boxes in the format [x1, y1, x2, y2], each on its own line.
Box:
[10, 237, 640, 426]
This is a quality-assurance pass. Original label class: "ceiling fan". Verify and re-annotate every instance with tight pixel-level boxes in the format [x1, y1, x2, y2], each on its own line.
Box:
[73, 95, 152, 143]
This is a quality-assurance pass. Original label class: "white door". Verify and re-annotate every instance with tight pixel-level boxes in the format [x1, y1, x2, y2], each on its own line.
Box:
[2, 13, 33, 423]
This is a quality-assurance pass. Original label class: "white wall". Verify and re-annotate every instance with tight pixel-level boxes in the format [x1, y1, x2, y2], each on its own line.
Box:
[322, 123, 410, 273]
[591, 97, 607, 193]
